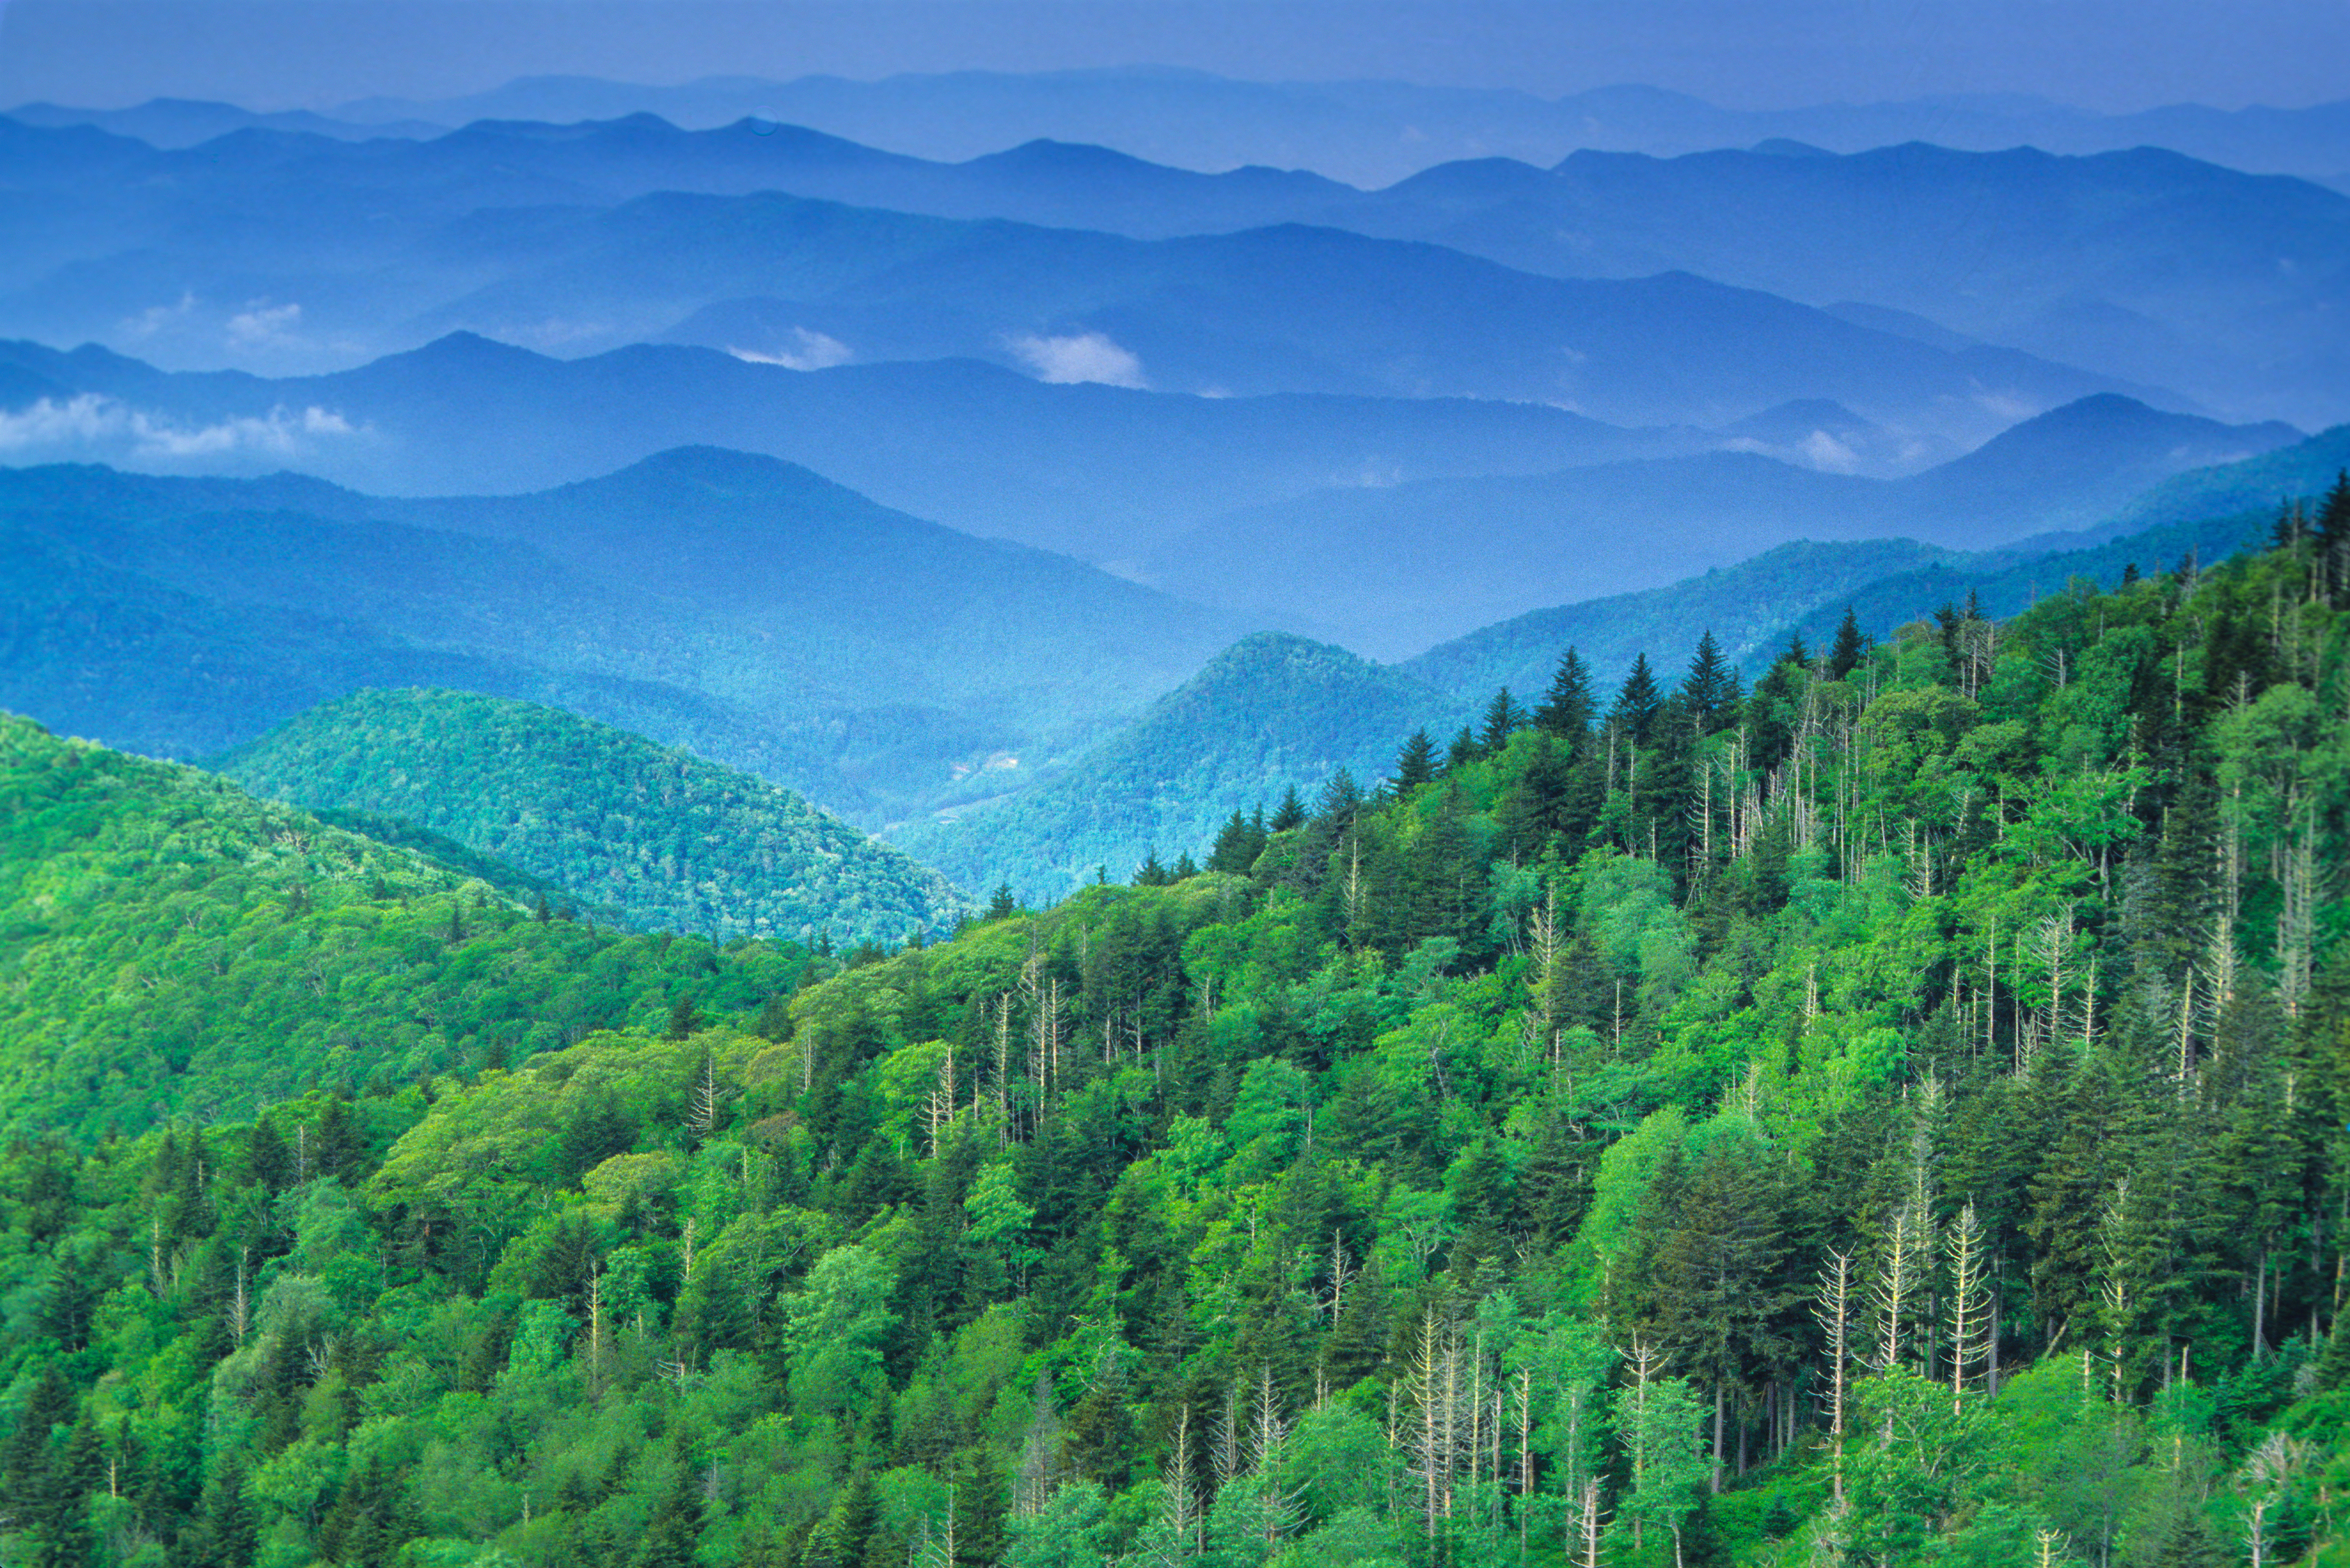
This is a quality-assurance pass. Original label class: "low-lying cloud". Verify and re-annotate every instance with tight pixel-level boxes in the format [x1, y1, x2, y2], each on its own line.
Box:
[1006, 331, 1147, 389]
[0, 395, 357, 458]
[728, 328, 853, 371]
[226, 301, 304, 349]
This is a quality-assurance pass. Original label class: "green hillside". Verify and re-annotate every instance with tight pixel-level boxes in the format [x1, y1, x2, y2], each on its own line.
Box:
[0, 522, 2344, 1568]
[0, 709, 807, 1136]
[894, 632, 1459, 901]
[216, 688, 976, 946]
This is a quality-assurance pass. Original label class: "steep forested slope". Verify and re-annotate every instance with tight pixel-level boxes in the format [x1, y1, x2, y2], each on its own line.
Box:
[0, 710, 806, 1136]
[218, 688, 974, 944]
[894, 632, 1457, 902]
[0, 514, 2344, 1568]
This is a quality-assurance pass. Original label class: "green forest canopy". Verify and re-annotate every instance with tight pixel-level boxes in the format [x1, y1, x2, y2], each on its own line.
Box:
[1, 497, 2348, 1568]
[216, 687, 976, 948]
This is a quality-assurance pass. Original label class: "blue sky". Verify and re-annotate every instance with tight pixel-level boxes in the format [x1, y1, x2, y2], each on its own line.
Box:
[2, 0, 2345, 113]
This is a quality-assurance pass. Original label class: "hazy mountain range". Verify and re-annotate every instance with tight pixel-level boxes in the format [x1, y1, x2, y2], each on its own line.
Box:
[5, 68, 2347, 903]
[4, 414, 2342, 902]
[22, 70, 2349, 189]
[4, 107, 2346, 432]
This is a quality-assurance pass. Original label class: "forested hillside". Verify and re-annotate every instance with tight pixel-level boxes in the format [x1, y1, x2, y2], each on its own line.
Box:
[0, 711, 808, 1136]
[896, 634, 1456, 905]
[217, 688, 974, 946]
[1, 505, 2345, 1567]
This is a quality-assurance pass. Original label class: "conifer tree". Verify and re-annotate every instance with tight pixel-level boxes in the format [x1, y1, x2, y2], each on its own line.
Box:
[1681, 630, 1736, 733]
[1480, 688, 1528, 752]
[1395, 729, 1437, 793]
[1827, 607, 1869, 681]
[1209, 810, 1266, 873]
[1535, 647, 1597, 745]
[1446, 726, 1482, 772]
[1317, 769, 1364, 830]
[1610, 655, 1663, 744]
[1269, 787, 1307, 832]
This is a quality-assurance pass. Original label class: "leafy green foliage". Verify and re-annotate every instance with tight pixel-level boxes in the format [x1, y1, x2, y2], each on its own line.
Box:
[218, 687, 974, 944]
[1, 523, 2347, 1568]
[0, 709, 807, 1135]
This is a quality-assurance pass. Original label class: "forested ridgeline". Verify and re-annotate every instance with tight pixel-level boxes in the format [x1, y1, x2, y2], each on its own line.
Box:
[215, 688, 977, 948]
[3, 514, 2349, 1568]
[0, 713, 812, 1137]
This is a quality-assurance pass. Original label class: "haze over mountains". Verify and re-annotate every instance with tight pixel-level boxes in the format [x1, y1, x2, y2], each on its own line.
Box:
[5, 66, 2348, 903]
[4, 105, 2348, 432]
[25, 70, 2350, 189]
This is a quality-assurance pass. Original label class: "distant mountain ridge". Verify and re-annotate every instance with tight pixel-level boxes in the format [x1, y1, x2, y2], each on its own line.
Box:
[0, 451, 1248, 824]
[1146, 395, 2302, 657]
[0, 333, 2183, 569]
[299, 70, 2350, 188]
[0, 124, 2167, 442]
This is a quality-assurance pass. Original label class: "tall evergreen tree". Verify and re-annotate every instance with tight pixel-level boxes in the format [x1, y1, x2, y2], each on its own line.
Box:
[1394, 729, 1437, 794]
[1268, 787, 1307, 832]
[1826, 607, 1869, 681]
[1209, 810, 1267, 873]
[1446, 726, 1482, 772]
[1480, 688, 1529, 752]
[1682, 630, 1736, 734]
[1317, 769, 1364, 830]
[1611, 654, 1664, 745]
[1535, 647, 1597, 746]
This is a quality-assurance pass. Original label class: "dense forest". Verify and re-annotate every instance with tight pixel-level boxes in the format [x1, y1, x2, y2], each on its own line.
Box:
[216, 689, 974, 947]
[1, 499, 2347, 1568]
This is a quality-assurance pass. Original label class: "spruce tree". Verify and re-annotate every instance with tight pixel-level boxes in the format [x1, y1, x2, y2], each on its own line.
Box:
[1611, 654, 1663, 744]
[1681, 630, 1736, 733]
[1479, 687, 1528, 752]
[1208, 810, 1262, 873]
[1394, 728, 1437, 793]
[1534, 646, 1597, 744]
[1316, 769, 1364, 830]
[1826, 607, 1869, 681]
[1269, 787, 1307, 832]
[1446, 725, 1482, 772]
[988, 882, 1019, 920]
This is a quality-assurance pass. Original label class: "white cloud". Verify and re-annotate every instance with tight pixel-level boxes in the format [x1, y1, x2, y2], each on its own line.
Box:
[1006, 331, 1147, 389]
[1799, 430, 1862, 474]
[121, 293, 197, 339]
[726, 328, 853, 371]
[0, 394, 357, 458]
[226, 301, 303, 348]
[0, 394, 123, 450]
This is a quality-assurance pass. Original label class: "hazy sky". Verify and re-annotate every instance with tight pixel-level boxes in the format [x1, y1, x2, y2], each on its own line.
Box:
[2, 0, 2345, 113]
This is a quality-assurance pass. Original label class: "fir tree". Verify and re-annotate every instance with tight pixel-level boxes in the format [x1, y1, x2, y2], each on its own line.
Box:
[1534, 646, 1597, 745]
[1446, 725, 1482, 772]
[1394, 728, 1437, 793]
[1479, 687, 1528, 752]
[1317, 769, 1364, 831]
[1682, 630, 1736, 734]
[1268, 787, 1307, 832]
[1209, 810, 1266, 873]
[1611, 654, 1664, 744]
[1826, 607, 1869, 681]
